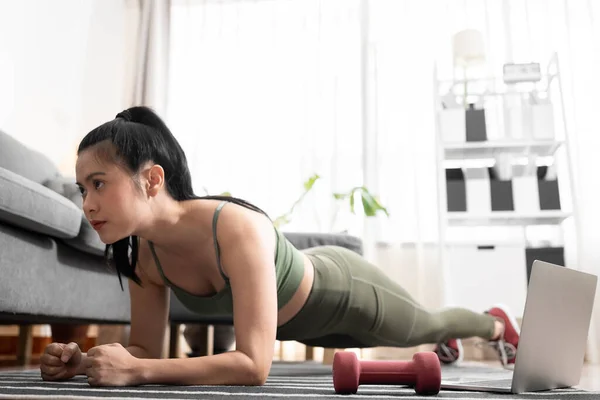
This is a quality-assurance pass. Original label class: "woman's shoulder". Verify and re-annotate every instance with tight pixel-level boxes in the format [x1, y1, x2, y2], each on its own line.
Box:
[218, 200, 272, 233]
[199, 200, 274, 253]
[183, 197, 275, 249]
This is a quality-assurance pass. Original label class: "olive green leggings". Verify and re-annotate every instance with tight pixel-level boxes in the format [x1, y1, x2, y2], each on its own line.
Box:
[276, 245, 496, 348]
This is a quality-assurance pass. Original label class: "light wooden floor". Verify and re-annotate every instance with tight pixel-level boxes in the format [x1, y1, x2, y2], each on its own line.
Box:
[574, 364, 600, 390]
[579, 364, 600, 390]
[2, 361, 599, 391]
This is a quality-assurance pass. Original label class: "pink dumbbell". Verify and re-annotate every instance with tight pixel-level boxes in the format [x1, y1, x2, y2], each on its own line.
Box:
[332, 351, 441, 396]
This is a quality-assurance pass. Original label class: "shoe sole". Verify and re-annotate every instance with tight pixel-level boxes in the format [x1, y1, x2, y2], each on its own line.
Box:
[491, 303, 521, 335]
[436, 339, 464, 364]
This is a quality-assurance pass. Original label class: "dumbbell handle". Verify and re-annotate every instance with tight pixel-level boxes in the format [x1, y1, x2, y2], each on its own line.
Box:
[358, 361, 417, 385]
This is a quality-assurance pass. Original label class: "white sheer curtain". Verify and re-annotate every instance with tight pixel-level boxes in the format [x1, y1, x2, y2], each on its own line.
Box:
[0, 0, 135, 174]
[168, 0, 365, 235]
[167, 0, 600, 361]
[125, 0, 172, 114]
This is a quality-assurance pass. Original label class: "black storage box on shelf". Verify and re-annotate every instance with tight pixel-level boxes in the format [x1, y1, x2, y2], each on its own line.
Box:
[525, 246, 565, 284]
[465, 103, 487, 142]
[488, 167, 514, 211]
[537, 166, 561, 210]
[446, 168, 467, 212]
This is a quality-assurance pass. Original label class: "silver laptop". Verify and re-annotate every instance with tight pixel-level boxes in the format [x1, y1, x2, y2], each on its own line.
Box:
[441, 260, 597, 394]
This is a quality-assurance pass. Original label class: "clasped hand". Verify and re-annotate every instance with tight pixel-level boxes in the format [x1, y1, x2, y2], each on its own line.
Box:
[40, 341, 141, 386]
[84, 343, 142, 386]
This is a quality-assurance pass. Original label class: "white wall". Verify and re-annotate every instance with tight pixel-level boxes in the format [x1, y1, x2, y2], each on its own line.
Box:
[0, 0, 132, 176]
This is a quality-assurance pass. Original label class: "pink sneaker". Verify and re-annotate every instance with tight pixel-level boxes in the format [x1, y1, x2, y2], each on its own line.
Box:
[486, 304, 520, 366]
[434, 338, 463, 364]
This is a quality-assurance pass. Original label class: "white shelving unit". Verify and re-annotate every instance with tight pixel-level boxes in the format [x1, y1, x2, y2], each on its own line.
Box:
[446, 210, 572, 227]
[443, 139, 564, 160]
[433, 53, 580, 317]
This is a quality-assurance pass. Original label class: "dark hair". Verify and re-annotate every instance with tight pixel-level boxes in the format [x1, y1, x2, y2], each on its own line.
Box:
[77, 106, 268, 290]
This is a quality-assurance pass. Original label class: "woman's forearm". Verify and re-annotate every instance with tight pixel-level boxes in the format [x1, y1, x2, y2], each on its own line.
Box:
[125, 345, 153, 359]
[137, 350, 267, 386]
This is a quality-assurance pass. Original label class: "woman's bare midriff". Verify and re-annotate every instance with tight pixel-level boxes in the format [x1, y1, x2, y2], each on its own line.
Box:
[276, 254, 314, 327]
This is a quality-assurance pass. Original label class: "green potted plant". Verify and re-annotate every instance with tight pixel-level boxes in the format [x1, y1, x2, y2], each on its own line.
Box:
[202, 173, 389, 231]
[273, 173, 389, 230]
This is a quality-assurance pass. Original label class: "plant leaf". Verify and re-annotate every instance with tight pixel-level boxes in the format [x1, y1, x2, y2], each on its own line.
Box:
[360, 189, 390, 217]
[272, 216, 290, 229]
[272, 173, 321, 228]
[349, 191, 355, 214]
[333, 193, 346, 200]
[303, 173, 321, 191]
[373, 196, 390, 216]
[361, 193, 377, 216]
[220, 191, 232, 197]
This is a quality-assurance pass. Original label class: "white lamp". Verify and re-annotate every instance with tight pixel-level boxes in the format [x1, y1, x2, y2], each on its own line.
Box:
[453, 29, 486, 67]
[452, 29, 486, 108]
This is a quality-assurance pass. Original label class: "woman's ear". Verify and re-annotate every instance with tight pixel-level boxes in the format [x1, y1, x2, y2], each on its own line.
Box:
[146, 165, 165, 197]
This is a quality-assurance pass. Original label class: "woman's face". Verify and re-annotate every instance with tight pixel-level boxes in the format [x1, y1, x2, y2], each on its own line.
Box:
[75, 149, 147, 244]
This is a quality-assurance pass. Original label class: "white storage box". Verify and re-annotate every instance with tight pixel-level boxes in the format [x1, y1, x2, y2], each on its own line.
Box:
[464, 168, 491, 214]
[440, 108, 466, 143]
[505, 105, 525, 139]
[531, 102, 555, 140]
[444, 243, 529, 317]
[512, 175, 540, 213]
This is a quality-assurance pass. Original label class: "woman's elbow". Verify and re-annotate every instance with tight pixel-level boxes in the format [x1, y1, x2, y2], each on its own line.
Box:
[237, 350, 271, 385]
[249, 376, 268, 386]
[243, 360, 270, 386]
[245, 366, 269, 386]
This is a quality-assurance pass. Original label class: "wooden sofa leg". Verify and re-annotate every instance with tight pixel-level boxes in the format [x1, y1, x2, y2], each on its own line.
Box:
[17, 325, 33, 366]
[174, 324, 215, 358]
[169, 324, 181, 358]
[322, 348, 342, 365]
[194, 324, 214, 357]
[305, 345, 315, 361]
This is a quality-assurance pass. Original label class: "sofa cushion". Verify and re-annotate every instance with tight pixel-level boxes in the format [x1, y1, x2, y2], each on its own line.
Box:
[0, 167, 82, 239]
[284, 232, 364, 255]
[43, 176, 83, 208]
[0, 130, 61, 185]
[43, 176, 105, 256]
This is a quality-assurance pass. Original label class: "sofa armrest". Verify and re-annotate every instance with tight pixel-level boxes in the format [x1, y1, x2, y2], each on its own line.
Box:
[0, 167, 82, 239]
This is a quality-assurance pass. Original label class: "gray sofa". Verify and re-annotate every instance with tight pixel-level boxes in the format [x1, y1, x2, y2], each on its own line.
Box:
[0, 131, 132, 363]
[0, 130, 363, 362]
[0, 130, 133, 323]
